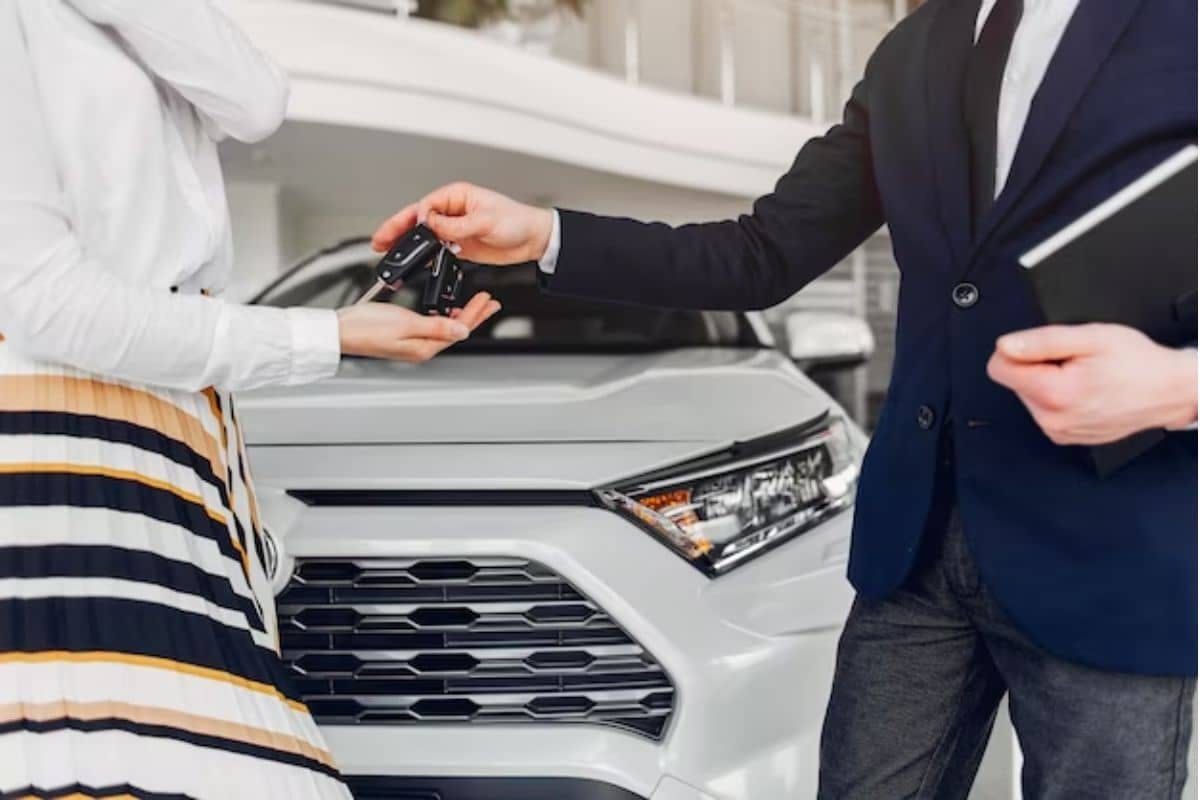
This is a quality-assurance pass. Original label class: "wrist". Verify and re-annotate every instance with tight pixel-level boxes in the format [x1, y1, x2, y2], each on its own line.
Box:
[1160, 348, 1197, 429]
[525, 207, 555, 263]
[336, 307, 359, 357]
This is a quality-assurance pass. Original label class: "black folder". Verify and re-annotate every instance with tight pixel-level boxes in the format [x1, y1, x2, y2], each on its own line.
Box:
[1019, 146, 1198, 476]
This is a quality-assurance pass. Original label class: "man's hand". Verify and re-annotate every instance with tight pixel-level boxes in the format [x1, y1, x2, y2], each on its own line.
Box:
[337, 291, 501, 362]
[372, 183, 554, 265]
[987, 323, 1197, 445]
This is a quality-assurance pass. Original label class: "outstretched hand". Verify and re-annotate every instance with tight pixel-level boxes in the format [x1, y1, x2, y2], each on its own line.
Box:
[337, 291, 501, 363]
[987, 323, 1197, 445]
[372, 183, 555, 266]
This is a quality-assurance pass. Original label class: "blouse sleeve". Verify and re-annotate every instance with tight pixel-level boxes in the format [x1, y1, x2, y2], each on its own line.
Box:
[63, 0, 290, 142]
[0, 8, 341, 393]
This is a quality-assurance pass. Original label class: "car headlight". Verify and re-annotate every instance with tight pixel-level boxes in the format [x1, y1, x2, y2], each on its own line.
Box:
[597, 416, 859, 576]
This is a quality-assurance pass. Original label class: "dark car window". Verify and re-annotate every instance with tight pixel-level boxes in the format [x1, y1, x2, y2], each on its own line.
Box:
[257, 261, 759, 352]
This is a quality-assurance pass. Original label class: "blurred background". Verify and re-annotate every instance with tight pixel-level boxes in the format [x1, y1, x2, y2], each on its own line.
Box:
[221, 0, 921, 430]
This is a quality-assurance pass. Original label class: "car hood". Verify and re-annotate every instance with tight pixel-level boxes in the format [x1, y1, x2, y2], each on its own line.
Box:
[239, 348, 830, 447]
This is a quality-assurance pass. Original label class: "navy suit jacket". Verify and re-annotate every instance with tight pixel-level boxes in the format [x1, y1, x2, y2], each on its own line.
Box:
[543, 0, 1198, 675]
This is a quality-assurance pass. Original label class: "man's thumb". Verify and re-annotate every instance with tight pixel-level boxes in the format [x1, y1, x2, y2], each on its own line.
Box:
[996, 325, 1099, 362]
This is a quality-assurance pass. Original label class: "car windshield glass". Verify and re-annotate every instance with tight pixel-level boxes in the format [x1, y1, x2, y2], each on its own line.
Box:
[257, 260, 755, 352]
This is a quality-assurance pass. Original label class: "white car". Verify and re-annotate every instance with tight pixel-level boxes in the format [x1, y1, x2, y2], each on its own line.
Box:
[240, 240, 872, 800]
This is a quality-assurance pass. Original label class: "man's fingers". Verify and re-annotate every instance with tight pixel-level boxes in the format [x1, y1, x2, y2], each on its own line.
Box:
[416, 182, 474, 222]
[371, 204, 419, 252]
[988, 352, 1076, 412]
[996, 325, 1105, 363]
[987, 351, 1025, 389]
[425, 210, 489, 244]
[371, 180, 480, 251]
[988, 352, 1055, 393]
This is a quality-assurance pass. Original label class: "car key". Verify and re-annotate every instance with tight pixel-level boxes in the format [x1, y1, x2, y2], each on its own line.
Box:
[355, 223, 441, 305]
[421, 249, 465, 316]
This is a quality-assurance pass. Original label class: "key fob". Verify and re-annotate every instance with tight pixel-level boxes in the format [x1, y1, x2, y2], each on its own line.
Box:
[374, 223, 440, 289]
[421, 251, 465, 316]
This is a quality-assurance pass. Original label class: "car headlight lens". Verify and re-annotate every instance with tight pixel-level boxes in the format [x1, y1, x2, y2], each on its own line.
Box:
[597, 416, 859, 576]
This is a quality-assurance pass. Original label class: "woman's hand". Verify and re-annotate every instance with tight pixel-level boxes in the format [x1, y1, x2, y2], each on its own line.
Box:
[337, 291, 501, 362]
[372, 183, 554, 265]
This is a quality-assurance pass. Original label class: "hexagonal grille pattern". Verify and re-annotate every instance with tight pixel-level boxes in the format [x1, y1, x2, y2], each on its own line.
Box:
[278, 557, 676, 740]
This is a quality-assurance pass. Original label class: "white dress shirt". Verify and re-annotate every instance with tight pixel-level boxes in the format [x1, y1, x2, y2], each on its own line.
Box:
[977, 0, 1080, 198]
[0, 0, 341, 393]
[540, 0, 1081, 273]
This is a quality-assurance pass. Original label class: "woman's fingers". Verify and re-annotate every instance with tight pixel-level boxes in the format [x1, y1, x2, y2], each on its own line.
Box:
[408, 296, 501, 362]
[339, 303, 466, 348]
[336, 285, 501, 363]
[453, 292, 495, 328]
[440, 294, 501, 336]
[401, 313, 470, 343]
[480, 299, 502, 326]
[471, 297, 502, 328]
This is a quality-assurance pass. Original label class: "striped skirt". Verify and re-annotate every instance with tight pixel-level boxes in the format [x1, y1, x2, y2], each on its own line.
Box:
[0, 343, 349, 799]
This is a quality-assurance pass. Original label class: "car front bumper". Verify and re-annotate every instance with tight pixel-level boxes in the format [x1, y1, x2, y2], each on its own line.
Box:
[268, 497, 855, 799]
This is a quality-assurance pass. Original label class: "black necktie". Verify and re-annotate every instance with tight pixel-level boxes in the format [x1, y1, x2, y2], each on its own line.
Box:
[964, 0, 1024, 233]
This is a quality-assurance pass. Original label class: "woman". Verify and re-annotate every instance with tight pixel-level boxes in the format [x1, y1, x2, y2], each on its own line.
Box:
[0, 1, 498, 796]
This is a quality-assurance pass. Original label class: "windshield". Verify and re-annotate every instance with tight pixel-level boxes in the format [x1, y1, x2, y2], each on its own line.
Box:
[256, 258, 758, 353]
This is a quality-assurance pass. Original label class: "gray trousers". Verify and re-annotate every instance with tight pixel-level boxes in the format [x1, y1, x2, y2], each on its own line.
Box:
[818, 504, 1195, 799]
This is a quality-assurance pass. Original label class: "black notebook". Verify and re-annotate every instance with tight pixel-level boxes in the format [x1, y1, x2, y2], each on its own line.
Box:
[1019, 146, 1198, 476]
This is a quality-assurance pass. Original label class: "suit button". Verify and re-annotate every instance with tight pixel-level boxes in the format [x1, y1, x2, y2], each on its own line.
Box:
[917, 405, 937, 430]
[952, 282, 979, 308]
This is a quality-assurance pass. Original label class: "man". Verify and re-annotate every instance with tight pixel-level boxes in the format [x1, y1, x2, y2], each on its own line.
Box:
[374, 0, 1198, 795]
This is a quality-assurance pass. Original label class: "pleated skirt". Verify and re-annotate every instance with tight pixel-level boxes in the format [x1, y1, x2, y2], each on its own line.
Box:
[0, 342, 350, 799]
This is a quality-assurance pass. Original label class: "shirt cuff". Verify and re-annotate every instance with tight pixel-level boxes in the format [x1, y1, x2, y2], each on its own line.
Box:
[286, 307, 341, 385]
[538, 209, 562, 275]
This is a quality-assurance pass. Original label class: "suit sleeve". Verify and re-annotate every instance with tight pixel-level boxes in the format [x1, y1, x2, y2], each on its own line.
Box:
[544, 68, 884, 311]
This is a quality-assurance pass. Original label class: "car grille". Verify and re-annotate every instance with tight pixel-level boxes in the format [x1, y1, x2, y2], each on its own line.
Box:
[277, 557, 676, 740]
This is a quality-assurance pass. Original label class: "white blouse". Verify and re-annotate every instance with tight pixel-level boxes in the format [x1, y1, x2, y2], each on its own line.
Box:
[0, 0, 341, 392]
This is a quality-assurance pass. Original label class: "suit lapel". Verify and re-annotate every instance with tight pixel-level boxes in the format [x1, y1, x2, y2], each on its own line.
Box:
[970, 0, 1146, 258]
[924, 0, 982, 269]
